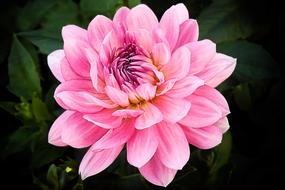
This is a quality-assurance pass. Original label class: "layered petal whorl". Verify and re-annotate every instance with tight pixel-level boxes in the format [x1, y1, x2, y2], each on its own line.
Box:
[47, 3, 236, 187]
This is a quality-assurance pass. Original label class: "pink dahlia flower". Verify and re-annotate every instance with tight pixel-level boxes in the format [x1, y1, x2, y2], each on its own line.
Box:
[48, 3, 236, 187]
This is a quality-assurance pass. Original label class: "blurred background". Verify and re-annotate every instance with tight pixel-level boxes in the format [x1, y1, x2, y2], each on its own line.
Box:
[0, 0, 284, 189]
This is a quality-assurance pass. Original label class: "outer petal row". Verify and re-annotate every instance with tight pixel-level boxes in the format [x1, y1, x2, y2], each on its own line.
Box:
[181, 117, 230, 150]
[48, 111, 107, 148]
[62, 25, 90, 77]
[47, 50, 82, 82]
[54, 80, 117, 113]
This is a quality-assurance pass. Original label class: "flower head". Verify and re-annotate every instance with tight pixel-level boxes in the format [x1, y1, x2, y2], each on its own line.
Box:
[48, 3, 236, 187]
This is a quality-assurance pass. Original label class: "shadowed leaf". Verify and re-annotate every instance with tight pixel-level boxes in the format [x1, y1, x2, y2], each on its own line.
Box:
[18, 30, 62, 54]
[8, 35, 41, 99]
[218, 41, 281, 81]
[16, 0, 57, 30]
[198, 0, 253, 43]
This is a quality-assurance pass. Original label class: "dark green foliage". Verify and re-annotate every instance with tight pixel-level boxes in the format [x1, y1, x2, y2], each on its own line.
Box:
[198, 0, 254, 43]
[8, 35, 42, 99]
[18, 30, 63, 55]
[218, 41, 281, 81]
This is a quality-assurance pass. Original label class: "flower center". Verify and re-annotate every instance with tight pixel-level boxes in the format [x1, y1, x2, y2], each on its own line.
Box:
[109, 43, 157, 88]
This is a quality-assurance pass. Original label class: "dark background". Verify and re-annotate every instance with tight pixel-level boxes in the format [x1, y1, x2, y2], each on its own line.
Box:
[0, 0, 284, 189]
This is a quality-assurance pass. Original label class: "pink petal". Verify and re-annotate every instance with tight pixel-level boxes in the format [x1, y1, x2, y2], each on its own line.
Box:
[151, 43, 170, 66]
[60, 57, 82, 81]
[61, 112, 107, 148]
[105, 86, 130, 107]
[56, 91, 110, 113]
[48, 111, 74, 146]
[47, 50, 65, 82]
[104, 73, 120, 89]
[54, 80, 116, 112]
[166, 75, 204, 98]
[83, 109, 122, 129]
[113, 7, 130, 25]
[101, 30, 123, 54]
[133, 29, 153, 53]
[62, 25, 87, 42]
[85, 48, 105, 92]
[154, 96, 191, 123]
[153, 69, 165, 85]
[185, 40, 216, 74]
[194, 85, 230, 116]
[112, 109, 143, 118]
[139, 153, 177, 187]
[179, 94, 222, 128]
[172, 3, 189, 23]
[62, 25, 90, 77]
[152, 28, 169, 45]
[156, 122, 190, 169]
[161, 46, 191, 80]
[92, 119, 135, 149]
[54, 79, 94, 93]
[63, 39, 90, 77]
[181, 124, 222, 149]
[156, 79, 176, 96]
[121, 84, 141, 104]
[135, 102, 163, 129]
[175, 19, 199, 48]
[87, 15, 113, 52]
[126, 4, 158, 32]
[159, 5, 180, 51]
[79, 144, 123, 180]
[127, 127, 158, 167]
[215, 117, 230, 133]
[98, 43, 111, 66]
[196, 53, 237, 87]
[159, 3, 188, 51]
[135, 83, 157, 101]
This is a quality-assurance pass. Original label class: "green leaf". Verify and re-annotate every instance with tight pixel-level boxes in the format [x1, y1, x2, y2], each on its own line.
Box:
[30, 123, 65, 168]
[21, 38, 40, 65]
[207, 131, 232, 186]
[47, 164, 59, 189]
[8, 35, 41, 99]
[31, 95, 52, 122]
[0, 33, 11, 65]
[72, 183, 84, 190]
[0, 101, 16, 115]
[218, 41, 281, 81]
[32, 144, 65, 169]
[128, 0, 141, 8]
[33, 177, 50, 190]
[61, 159, 79, 175]
[109, 149, 137, 176]
[35, 161, 81, 189]
[80, 0, 119, 17]
[198, 0, 253, 43]
[42, 0, 80, 32]
[211, 131, 232, 173]
[5, 126, 40, 155]
[45, 162, 80, 189]
[14, 101, 34, 122]
[45, 84, 58, 113]
[216, 78, 238, 92]
[233, 83, 252, 111]
[16, 0, 57, 30]
[18, 30, 62, 54]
